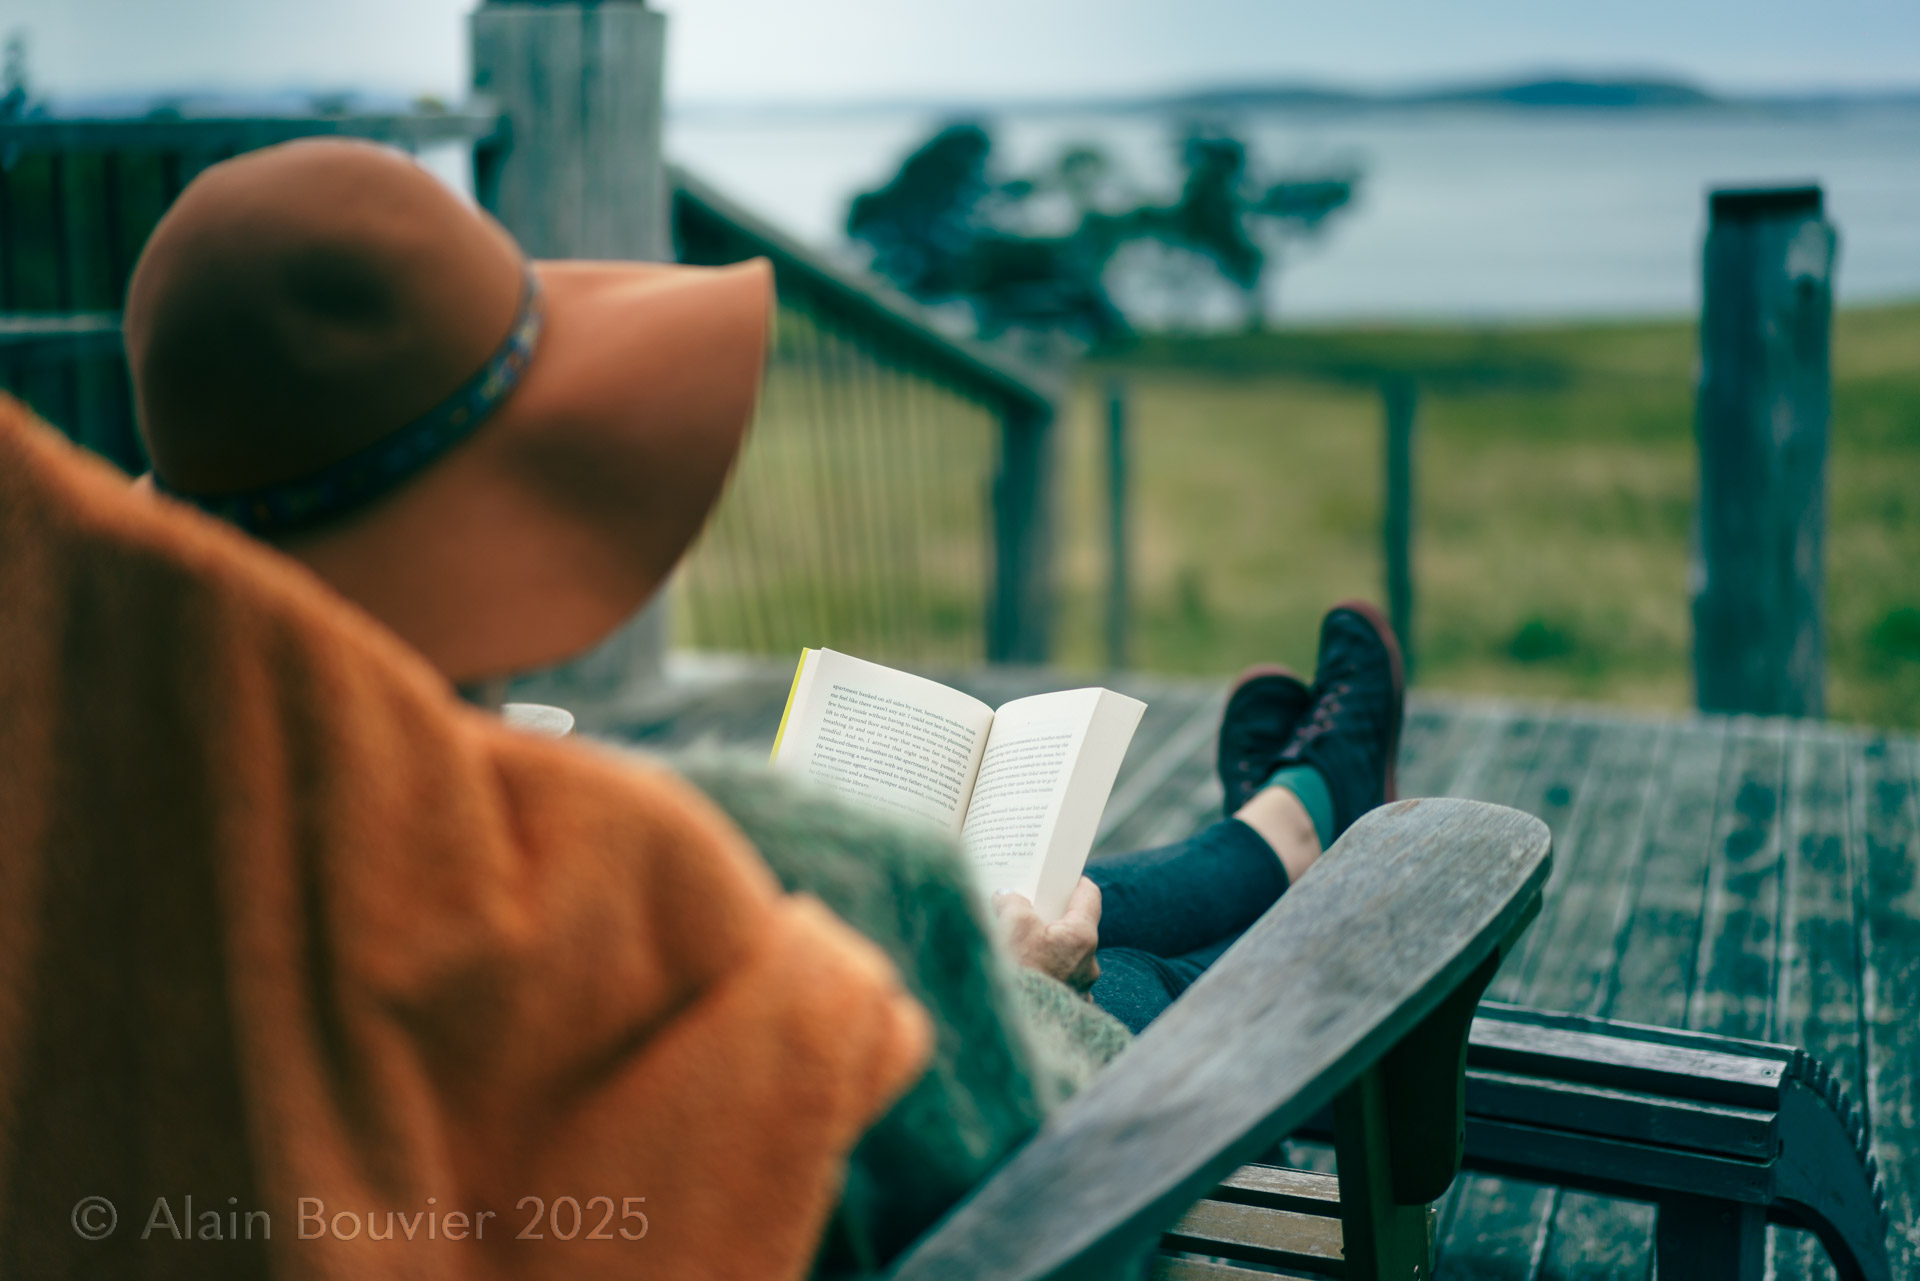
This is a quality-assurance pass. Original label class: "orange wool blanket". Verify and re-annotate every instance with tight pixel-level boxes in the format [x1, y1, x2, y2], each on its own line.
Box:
[0, 399, 930, 1280]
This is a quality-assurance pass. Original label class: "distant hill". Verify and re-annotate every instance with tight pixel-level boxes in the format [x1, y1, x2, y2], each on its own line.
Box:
[667, 73, 1920, 121]
[1419, 77, 1719, 108]
[1169, 75, 1720, 114]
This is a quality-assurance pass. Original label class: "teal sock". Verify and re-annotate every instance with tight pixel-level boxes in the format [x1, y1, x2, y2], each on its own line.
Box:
[1261, 764, 1335, 850]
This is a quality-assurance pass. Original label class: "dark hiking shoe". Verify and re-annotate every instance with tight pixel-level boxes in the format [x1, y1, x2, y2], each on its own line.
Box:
[1273, 600, 1406, 841]
[1217, 663, 1312, 818]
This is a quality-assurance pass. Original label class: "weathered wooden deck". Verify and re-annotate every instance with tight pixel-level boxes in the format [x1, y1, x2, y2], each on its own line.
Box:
[604, 659, 1919, 1280]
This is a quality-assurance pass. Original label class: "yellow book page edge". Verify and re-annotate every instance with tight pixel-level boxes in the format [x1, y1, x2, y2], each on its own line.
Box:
[769, 648, 814, 762]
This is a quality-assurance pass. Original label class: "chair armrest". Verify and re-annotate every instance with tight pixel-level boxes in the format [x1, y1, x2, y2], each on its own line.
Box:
[889, 797, 1552, 1281]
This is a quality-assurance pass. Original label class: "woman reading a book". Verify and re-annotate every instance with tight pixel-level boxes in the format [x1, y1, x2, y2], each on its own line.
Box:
[83, 138, 1406, 1274]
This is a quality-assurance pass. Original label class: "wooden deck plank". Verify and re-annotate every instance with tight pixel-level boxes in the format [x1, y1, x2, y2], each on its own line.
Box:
[1487, 717, 1605, 1005]
[1688, 717, 1791, 1043]
[1393, 699, 1451, 772]
[1435, 1176, 1556, 1281]
[1433, 710, 1571, 1277]
[1507, 722, 1671, 1279]
[1605, 718, 1733, 1029]
[1767, 728, 1868, 1281]
[1857, 734, 1920, 1275]
[1535, 1192, 1657, 1281]
[1395, 697, 1466, 794]
[1512, 719, 1672, 1017]
[1670, 717, 1840, 1277]
[1135, 747, 1232, 849]
[1452, 709, 1553, 805]
[1466, 715, 1636, 1281]
[1402, 699, 1514, 801]
[1096, 742, 1217, 854]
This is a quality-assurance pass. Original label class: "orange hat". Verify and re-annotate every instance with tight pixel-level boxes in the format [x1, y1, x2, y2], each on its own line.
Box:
[125, 137, 771, 683]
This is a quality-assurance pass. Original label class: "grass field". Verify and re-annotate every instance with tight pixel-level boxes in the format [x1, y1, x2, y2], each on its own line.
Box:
[1048, 301, 1920, 729]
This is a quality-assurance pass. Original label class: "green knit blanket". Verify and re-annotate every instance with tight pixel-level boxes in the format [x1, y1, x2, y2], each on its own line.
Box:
[666, 753, 1133, 1275]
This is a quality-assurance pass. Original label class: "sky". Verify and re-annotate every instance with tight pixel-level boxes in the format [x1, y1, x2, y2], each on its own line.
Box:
[6, 0, 1919, 108]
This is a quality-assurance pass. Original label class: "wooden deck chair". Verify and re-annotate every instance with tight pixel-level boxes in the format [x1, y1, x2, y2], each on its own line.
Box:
[1453, 1003, 1893, 1281]
[1280, 1003, 1894, 1281]
[889, 795, 1554, 1281]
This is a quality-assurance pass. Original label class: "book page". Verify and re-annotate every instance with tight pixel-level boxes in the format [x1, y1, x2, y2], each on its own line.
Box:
[1025, 688, 1147, 921]
[959, 687, 1144, 919]
[772, 649, 995, 835]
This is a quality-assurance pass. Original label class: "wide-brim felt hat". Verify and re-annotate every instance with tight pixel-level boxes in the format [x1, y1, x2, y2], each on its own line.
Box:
[126, 138, 771, 683]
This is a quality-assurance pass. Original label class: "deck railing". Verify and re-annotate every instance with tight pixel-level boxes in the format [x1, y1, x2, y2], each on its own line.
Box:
[670, 167, 1058, 666]
[0, 113, 1058, 667]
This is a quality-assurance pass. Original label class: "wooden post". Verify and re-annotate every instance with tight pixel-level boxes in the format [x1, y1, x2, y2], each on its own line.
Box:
[1383, 377, 1416, 675]
[1104, 378, 1130, 670]
[1692, 185, 1836, 718]
[987, 399, 1055, 665]
[471, 0, 674, 703]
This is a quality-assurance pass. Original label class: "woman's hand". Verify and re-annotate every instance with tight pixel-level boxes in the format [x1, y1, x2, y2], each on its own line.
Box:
[992, 877, 1102, 993]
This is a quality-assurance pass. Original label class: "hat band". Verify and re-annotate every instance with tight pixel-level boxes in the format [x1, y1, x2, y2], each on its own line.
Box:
[158, 272, 545, 537]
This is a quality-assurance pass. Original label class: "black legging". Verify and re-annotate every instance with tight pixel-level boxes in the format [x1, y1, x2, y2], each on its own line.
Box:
[1083, 817, 1289, 1033]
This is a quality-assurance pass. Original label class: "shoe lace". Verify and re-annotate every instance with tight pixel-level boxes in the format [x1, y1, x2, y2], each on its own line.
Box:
[1291, 681, 1350, 749]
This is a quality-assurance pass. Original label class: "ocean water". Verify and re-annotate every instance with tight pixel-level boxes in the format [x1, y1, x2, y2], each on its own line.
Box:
[666, 104, 1920, 323]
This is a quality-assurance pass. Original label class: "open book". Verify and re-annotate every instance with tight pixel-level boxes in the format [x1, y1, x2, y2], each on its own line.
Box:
[770, 649, 1147, 922]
